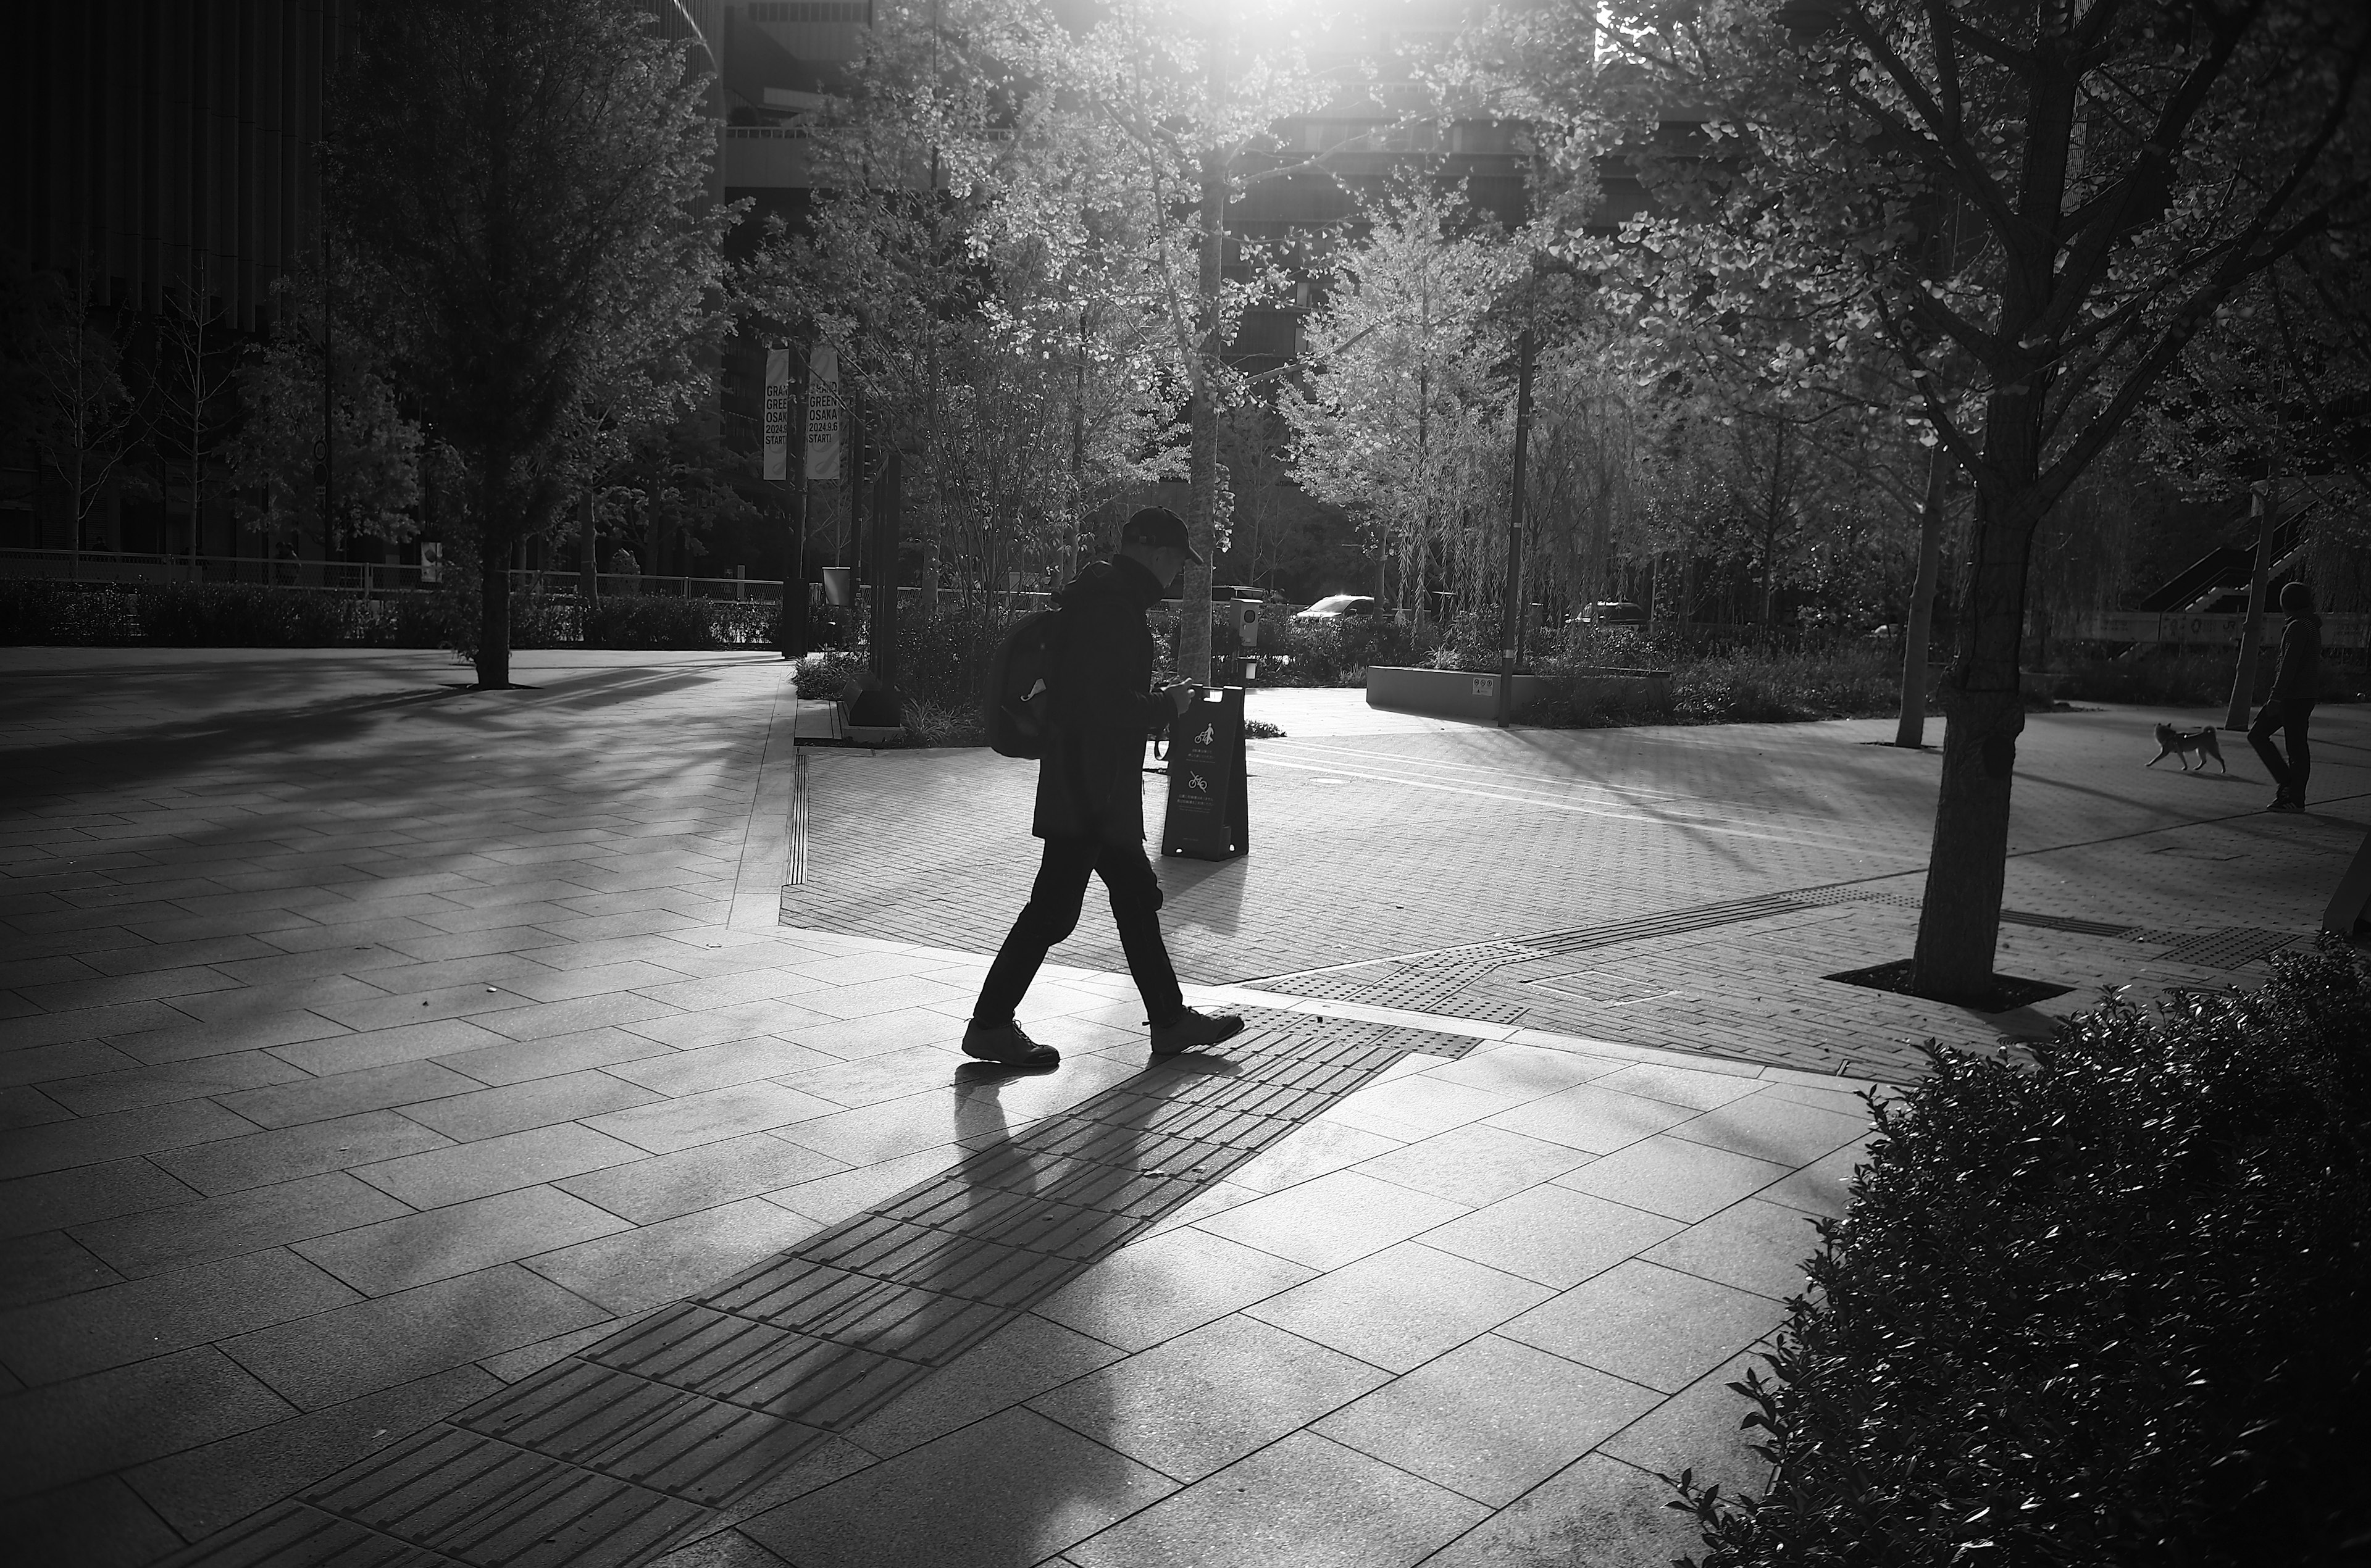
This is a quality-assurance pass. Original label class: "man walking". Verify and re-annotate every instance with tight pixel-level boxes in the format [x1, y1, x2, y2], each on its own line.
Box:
[2251, 580, 2322, 813]
[964, 507, 1246, 1066]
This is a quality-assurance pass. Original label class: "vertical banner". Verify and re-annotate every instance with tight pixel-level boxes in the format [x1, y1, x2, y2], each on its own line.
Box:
[761, 347, 790, 482]
[805, 345, 842, 482]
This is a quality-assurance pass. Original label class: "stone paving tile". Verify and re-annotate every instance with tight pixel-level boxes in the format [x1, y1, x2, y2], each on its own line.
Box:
[739, 1406, 1172, 1568]
[120, 1362, 501, 1542]
[521, 1196, 823, 1316]
[767, 1091, 990, 1167]
[69, 1170, 412, 1279]
[0, 1230, 125, 1310]
[266, 1015, 516, 1077]
[17, 963, 246, 1012]
[557, 1131, 848, 1225]
[1194, 1169, 1471, 1272]
[1481, 1082, 1700, 1156]
[0, 1083, 71, 1128]
[1221, 1117, 1403, 1195]
[0, 1474, 186, 1568]
[603, 1036, 840, 1097]
[0, 1096, 259, 1180]
[0, 1345, 296, 1501]
[1316, 1331, 1663, 1507]
[293, 1184, 630, 1297]
[0, 998, 194, 1050]
[761, 1141, 968, 1229]
[214, 1058, 483, 1129]
[622, 999, 836, 1052]
[152, 1109, 455, 1195]
[1423, 1185, 1684, 1291]
[1030, 1312, 1390, 1482]
[218, 1260, 612, 1411]
[0, 1248, 361, 1386]
[583, 1079, 842, 1156]
[782, 1006, 970, 1061]
[470, 992, 687, 1046]
[1595, 1346, 1776, 1501]
[1553, 1133, 1796, 1224]
[102, 1009, 351, 1067]
[392, 1067, 666, 1142]
[1243, 1240, 1556, 1374]
[1417, 1451, 1705, 1568]
[0, 1036, 141, 1086]
[1351, 1122, 1595, 1209]
[1031, 1225, 1321, 1354]
[788, 1043, 974, 1109]
[1501, 1259, 1789, 1395]
[1668, 1094, 1873, 1167]
[847, 1312, 1128, 1461]
[1066, 1428, 1487, 1568]
[353, 1122, 648, 1208]
[0, 1157, 200, 1240]
[431, 1020, 687, 1082]
[1642, 1198, 1826, 1300]
[39, 1049, 314, 1118]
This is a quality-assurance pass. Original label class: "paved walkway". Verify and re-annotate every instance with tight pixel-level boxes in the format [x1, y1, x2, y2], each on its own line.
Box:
[0, 649, 2360, 1567]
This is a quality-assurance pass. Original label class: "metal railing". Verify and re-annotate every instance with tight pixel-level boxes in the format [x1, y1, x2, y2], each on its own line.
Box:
[0, 549, 787, 601]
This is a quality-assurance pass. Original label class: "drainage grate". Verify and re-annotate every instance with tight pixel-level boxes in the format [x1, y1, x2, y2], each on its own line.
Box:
[2154, 927, 2303, 969]
[163, 1011, 1474, 1568]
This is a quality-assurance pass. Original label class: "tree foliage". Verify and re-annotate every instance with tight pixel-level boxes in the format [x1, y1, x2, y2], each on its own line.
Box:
[329, 0, 737, 685]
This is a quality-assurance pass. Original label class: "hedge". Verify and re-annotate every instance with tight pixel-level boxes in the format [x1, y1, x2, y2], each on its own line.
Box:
[1671, 938, 2371, 1566]
[0, 580, 779, 651]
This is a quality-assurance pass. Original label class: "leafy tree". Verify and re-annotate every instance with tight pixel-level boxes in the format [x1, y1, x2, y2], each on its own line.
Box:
[221, 270, 428, 553]
[1288, 190, 1520, 620]
[1466, 0, 2371, 1000]
[7, 254, 151, 560]
[330, 0, 735, 686]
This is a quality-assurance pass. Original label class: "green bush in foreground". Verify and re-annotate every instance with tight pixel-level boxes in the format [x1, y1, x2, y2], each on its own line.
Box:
[1671, 940, 2371, 1567]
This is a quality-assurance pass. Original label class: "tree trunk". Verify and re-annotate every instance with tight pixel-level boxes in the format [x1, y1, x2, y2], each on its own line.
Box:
[476, 534, 512, 688]
[1894, 446, 1949, 747]
[2223, 481, 2278, 730]
[1911, 476, 2039, 1003]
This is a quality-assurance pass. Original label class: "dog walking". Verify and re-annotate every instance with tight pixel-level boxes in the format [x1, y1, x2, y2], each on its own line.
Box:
[963, 508, 1246, 1067]
[2252, 581, 2322, 812]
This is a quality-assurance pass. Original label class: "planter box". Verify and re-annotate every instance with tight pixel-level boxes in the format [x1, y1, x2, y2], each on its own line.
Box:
[1366, 665, 1546, 722]
[1563, 667, 1675, 708]
[1365, 665, 1675, 722]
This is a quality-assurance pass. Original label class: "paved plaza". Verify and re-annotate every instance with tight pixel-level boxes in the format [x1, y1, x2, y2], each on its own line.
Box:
[1, 648, 2363, 1567]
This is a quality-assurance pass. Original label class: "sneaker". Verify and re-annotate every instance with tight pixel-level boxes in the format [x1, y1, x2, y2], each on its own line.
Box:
[2267, 794, 2304, 814]
[962, 1020, 1059, 1066]
[1150, 1007, 1245, 1056]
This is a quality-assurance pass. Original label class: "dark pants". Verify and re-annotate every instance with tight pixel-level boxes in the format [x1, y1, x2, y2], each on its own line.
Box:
[974, 836, 1184, 1027]
[2249, 698, 2315, 801]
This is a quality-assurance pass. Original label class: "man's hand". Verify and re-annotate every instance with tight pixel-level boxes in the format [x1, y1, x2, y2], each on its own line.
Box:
[1165, 682, 1200, 716]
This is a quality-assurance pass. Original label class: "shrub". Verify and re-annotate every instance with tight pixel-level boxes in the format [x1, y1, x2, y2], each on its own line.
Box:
[0, 581, 140, 644]
[1671, 939, 2371, 1567]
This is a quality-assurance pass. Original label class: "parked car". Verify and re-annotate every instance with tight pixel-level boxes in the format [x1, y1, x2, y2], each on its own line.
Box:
[1570, 600, 1645, 626]
[1294, 594, 1378, 620]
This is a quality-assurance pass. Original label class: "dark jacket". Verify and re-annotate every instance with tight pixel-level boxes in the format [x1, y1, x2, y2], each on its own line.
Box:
[1032, 556, 1171, 843]
[2268, 611, 2322, 701]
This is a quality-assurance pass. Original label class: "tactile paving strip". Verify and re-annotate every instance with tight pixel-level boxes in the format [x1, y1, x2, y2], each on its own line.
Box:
[1242, 886, 2307, 1030]
[163, 1009, 1474, 1568]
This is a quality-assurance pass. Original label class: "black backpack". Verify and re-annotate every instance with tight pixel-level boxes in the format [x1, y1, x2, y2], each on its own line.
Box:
[985, 607, 1063, 759]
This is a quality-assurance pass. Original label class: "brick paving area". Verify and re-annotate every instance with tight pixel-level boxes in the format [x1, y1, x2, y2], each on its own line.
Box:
[2, 649, 2363, 1567]
[787, 693, 2370, 1077]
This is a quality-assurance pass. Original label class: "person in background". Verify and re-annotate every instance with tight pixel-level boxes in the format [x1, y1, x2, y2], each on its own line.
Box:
[964, 507, 1247, 1066]
[2251, 580, 2322, 813]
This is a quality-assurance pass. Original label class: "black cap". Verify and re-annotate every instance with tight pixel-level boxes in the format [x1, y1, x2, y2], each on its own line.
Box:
[1121, 506, 1204, 564]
